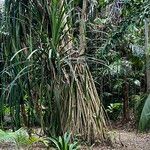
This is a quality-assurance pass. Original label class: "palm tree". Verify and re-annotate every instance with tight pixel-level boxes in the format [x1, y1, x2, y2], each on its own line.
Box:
[1, 0, 107, 142]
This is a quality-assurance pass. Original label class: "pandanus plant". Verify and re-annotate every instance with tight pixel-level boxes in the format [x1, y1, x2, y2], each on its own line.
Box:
[1, 0, 107, 142]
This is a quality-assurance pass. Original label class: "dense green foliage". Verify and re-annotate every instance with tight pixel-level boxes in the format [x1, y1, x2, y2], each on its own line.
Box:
[84, 0, 150, 130]
[0, 0, 150, 148]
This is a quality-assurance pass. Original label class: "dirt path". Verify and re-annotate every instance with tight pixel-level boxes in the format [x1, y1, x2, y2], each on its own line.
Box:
[116, 130, 150, 150]
[90, 130, 150, 150]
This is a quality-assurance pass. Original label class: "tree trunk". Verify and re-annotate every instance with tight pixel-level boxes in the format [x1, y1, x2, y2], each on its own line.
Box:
[144, 18, 150, 93]
[123, 75, 130, 122]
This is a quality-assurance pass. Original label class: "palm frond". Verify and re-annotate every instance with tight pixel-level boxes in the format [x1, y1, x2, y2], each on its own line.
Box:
[139, 94, 150, 131]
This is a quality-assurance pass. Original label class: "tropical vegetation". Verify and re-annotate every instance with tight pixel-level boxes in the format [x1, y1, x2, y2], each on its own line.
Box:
[0, 0, 150, 149]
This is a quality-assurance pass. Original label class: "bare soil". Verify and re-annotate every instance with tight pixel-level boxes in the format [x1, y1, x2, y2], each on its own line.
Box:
[90, 130, 150, 150]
